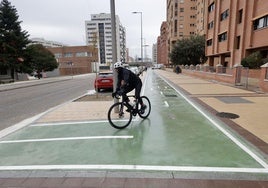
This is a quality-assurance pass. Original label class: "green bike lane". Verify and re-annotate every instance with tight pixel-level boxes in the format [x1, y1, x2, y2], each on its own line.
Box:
[0, 69, 267, 176]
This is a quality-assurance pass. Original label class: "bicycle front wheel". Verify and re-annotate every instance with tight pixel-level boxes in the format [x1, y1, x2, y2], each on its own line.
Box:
[108, 102, 132, 129]
[138, 96, 151, 118]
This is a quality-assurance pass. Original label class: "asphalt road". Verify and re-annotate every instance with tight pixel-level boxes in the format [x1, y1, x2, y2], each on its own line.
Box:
[0, 74, 95, 131]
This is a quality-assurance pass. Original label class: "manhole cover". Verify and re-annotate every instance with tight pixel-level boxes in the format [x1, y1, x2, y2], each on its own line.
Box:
[216, 112, 239, 119]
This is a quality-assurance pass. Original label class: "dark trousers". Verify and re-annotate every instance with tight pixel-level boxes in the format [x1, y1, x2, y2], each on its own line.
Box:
[123, 80, 143, 105]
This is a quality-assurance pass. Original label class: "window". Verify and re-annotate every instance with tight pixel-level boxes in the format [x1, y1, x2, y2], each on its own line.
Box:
[236, 36, 241, 49]
[64, 52, 73, 57]
[54, 53, 62, 58]
[220, 9, 229, 21]
[207, 39, 213, 46]
[180, 8, 184, 12]
[253, 15, 268, 30]
[174, 20, 177, 33]
[218, 32, 227, 42]
[208, 21, 214, 29]
[208, 2, 215, 13]
[76, 52, 88, 57]
[238, 9, 243, 24]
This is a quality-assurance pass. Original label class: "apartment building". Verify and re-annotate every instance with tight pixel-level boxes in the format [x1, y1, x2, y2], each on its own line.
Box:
[30, 38, 65, 48]
[196, 0, 207, 36]
[166, 0, 200, 64]
[85, 13, 126, 65]
[47, 46, 98, 76]
[152, 44, 157, 63]
[157, 21, 168, 65]
[206, 0, 268, 67]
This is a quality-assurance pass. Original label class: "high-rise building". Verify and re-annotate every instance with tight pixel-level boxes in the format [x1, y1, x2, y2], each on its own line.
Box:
[85, 13, 126, 65]
[157, 21, 168, 65]
[152, 44, 157, 63]
[206, 0, 268, 67]
[166, 0, 200, 64]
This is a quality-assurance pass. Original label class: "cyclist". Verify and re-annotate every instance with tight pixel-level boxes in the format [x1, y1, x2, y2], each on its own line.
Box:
[112, 61, 147, 112]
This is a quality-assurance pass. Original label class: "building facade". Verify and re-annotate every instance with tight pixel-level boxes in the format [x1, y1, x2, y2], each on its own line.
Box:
[47, 46, 98, 76]
[30, 38, 65, 48]
[206, 0, 268, 67]
[152, 44, 157, 64]
[167, 0, 197, 47]
[157, 21, 168, 66]
[85, 13, 126, 65]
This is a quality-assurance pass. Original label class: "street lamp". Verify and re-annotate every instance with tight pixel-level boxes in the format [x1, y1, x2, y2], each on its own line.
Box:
[132, 11, 143, 62]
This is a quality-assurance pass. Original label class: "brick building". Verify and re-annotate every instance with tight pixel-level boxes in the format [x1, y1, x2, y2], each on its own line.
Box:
[47, 46, 98, 76]
[157, 21, 168, 66]
[206, 0, 268, 67]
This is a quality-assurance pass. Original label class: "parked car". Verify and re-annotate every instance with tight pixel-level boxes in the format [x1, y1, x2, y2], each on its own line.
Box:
[94, 72, 113, 92]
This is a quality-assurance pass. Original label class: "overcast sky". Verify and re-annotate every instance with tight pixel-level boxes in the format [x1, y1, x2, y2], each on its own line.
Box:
[8, 0, 166, 58]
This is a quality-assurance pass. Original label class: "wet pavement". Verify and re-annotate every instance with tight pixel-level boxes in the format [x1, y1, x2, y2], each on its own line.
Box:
[0, 69, 267, 187]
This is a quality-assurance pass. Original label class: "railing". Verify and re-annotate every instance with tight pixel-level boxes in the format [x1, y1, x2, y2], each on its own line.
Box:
[181, 64, 233, 75]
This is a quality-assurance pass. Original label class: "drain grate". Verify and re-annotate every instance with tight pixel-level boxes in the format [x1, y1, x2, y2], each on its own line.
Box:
[164, 94, 177, 97]
[216, 112, 240, 119]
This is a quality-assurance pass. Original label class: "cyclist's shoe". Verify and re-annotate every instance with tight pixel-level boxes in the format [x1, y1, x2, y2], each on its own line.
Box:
[139, 104, 147, 114]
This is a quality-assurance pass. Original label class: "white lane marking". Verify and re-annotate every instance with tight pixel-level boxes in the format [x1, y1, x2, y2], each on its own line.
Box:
[31, 119, 139, 127]
[0, 136, 134, 144]
[158, 74, 268, 169]
[31, 120, 107, 127]
[0, 92, 89, 139]
[164, 101, 169, 107]
[0, 165, 267, 173]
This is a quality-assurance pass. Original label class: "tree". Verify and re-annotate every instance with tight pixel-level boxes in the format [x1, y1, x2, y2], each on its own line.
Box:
[24, 44, 58, 78]
[0, 0, 30, 78]
[169, 35, 207, 66]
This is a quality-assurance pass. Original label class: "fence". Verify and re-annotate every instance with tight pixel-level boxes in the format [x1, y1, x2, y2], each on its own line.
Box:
[181, 63, 268, 93]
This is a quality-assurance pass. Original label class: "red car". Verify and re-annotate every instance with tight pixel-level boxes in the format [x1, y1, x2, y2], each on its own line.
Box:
[94, 72, 114, 92]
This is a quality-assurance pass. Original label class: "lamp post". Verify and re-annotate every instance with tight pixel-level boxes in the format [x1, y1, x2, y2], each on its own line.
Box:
[132, 11, 143, 63]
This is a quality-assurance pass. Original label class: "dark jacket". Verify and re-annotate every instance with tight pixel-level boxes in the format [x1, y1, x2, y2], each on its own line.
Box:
[117, 68, 141, 89]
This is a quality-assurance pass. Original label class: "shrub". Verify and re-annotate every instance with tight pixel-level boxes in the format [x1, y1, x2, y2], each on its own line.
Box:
[241, 51, 265, 69]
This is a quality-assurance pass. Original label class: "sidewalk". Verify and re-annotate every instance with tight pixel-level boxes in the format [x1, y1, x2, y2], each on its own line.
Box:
[0, 76, 72, 92]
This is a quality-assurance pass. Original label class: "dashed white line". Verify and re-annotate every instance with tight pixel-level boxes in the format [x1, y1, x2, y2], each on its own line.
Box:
[164, 101, 169, 107]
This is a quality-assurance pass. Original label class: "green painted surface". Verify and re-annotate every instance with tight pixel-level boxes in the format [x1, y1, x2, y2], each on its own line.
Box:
[0, 71, 265, 168]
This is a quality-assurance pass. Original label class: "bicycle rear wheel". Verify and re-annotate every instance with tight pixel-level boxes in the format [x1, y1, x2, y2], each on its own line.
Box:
[108, 102, 132, 129]
[138, 96, 151, 118]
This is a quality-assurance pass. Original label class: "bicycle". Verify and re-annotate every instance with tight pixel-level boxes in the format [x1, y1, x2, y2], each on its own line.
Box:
[108, 94, 151, 129]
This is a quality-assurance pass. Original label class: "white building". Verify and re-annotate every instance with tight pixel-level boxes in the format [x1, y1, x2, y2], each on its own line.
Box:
[30, 38, 65, 48]
[152, 44, 157, 63]
[85, 13, 126, 65]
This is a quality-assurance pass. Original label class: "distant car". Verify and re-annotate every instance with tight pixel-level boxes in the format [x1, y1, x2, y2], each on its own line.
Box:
[94, 72, 113, 92]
